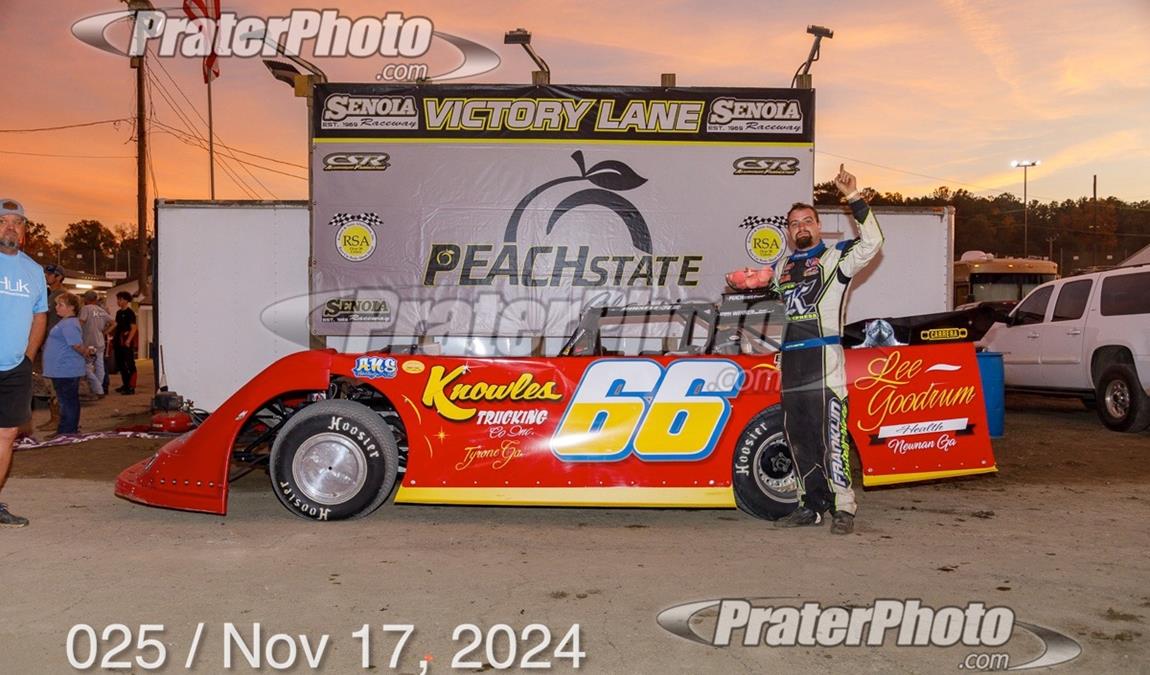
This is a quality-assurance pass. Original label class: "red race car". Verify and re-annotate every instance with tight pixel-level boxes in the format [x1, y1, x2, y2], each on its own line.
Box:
[117, 294, 997, 521]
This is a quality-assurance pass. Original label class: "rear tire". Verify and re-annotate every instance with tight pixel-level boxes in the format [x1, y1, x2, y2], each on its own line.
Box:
[732, 407, 799, 520]
[270, 400, 399, 521]
[1095, 365, 1150, 433]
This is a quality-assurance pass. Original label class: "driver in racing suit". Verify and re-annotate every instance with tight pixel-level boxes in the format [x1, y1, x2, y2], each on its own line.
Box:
[727, 165, 883, 534]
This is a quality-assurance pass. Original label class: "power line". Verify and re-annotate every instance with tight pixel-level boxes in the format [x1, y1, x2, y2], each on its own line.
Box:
[145, 67, 261, 199]
[816, 150, 1150, 206]
[147, 48, 278, 198]
[1009, 222, 1150, 239]
[150, 121, 307, 180]
[142, 60, 260, 199]
[207, 143, 306, 171]
[144, 127, 306, 170]
[0, 118, 132, 133]
[144, 67, 261, 199]
[146, 123, 306, 170]
[152, 126, 307, 180]
[816, 150, 999, 195]
[146, 126, 161, 199]
[0, 150, 134, 159]
[147, 51, 270, 197]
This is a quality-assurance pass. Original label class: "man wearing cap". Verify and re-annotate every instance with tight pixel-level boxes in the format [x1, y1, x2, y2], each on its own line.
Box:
[79, 291, 112, 397]
[0, 199, 47, 528]
[43, 265, 66, 328]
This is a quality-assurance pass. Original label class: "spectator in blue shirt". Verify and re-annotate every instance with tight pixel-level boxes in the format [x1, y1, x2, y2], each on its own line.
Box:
[43, 292, 87, 435]
[0, 198, 46, 528]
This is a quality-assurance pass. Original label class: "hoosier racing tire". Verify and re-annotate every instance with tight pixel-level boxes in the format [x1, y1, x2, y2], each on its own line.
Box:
[270, 400, 399, 521]
[732, 407, 800, 521]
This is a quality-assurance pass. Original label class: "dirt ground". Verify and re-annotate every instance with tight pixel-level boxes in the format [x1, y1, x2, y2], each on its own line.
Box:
[2, 362, 1148, 674]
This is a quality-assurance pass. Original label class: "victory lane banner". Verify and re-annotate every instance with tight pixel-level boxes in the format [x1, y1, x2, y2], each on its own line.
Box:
[311, 83, 814, 338]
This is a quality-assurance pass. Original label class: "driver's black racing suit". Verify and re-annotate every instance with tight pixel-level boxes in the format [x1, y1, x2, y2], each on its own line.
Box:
[769, 198, 883, 515]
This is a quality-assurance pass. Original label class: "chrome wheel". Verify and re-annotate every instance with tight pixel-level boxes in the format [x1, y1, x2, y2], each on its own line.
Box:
[1105, 380, 1130, 420]
[291, 432, 368, 506]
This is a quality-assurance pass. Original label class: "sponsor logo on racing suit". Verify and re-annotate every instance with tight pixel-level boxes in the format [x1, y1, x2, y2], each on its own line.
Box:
[828, 397, 848, 487]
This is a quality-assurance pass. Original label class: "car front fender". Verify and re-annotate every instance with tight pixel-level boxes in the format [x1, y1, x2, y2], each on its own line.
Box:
[115, 350, 337, 515]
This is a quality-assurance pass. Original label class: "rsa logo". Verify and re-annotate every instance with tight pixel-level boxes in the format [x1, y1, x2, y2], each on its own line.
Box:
[732, 157, 800, 176]
[323, 152, 391, 171]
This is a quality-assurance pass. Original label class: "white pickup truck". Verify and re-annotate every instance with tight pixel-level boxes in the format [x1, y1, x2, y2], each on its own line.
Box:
[981, 264, 1150, 432]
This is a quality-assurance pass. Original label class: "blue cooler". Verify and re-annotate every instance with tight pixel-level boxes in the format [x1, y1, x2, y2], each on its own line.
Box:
[976, 351, 1005, 438]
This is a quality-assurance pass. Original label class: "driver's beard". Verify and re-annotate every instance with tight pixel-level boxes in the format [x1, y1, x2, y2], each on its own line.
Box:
[795, 233, 813, 249]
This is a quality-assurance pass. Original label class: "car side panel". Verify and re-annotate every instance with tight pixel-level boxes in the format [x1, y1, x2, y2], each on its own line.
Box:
[117, 345, 995, 515]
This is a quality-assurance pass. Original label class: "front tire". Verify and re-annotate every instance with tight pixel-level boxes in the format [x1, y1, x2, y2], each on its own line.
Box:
[270, 400, 399, 521]
[732, 407, 799, 520]
[1095, 365, 1150, 433]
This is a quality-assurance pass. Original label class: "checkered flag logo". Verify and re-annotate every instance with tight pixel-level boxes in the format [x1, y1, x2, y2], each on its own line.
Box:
[738, 214, 787, 229]
[329, 212, 384, 229]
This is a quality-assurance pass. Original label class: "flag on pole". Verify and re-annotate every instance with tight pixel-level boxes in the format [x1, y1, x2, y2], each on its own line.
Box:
[182, 0, 222, 83]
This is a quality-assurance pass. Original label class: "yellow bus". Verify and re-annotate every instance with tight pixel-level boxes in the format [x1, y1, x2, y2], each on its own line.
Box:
[953, 251, 1058, 307]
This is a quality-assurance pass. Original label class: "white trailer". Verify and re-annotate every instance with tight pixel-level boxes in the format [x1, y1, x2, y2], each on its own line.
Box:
[155, 200, 312, 410]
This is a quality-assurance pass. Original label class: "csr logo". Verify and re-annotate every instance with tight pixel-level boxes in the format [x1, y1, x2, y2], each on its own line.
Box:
[323, 152, 391, 171]
[732, 157, 800, 176]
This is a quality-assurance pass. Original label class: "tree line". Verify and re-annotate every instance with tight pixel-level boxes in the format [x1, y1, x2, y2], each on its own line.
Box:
[21, 220, 148, 278]
[23, 188, 1150, 278]
[814, 182, 1150, 271]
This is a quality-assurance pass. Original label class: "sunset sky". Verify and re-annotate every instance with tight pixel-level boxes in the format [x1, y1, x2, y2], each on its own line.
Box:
[1, 0, 1148, 238]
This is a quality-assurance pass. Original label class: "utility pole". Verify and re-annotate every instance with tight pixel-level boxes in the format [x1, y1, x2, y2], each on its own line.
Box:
[1092, 175, 1099, 268]
[129, 1, 152, 300]
[1045, 232, 1059, 261]
[1012, 160, 1039, 257]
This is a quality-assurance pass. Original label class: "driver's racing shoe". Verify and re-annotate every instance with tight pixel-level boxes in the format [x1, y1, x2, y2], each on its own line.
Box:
[830, 511, 855, 535]
[0, 503, 29, 528]
[774, 506, 823, 528]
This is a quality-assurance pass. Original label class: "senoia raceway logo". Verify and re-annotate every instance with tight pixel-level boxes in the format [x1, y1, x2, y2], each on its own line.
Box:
[71, 9, 500, 82]
[707, 98, 803, 134]
[657, 599, 1081, 670]
[321, 297, 391, 323]
[321, 95, 419, 131]
[423, 151, 704, 288]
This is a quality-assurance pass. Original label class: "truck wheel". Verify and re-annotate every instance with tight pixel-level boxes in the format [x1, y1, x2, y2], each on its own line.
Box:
[270, 400, 399, 521]
[1095, 365, 1150, 433]
[732, 407, 799, 520]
